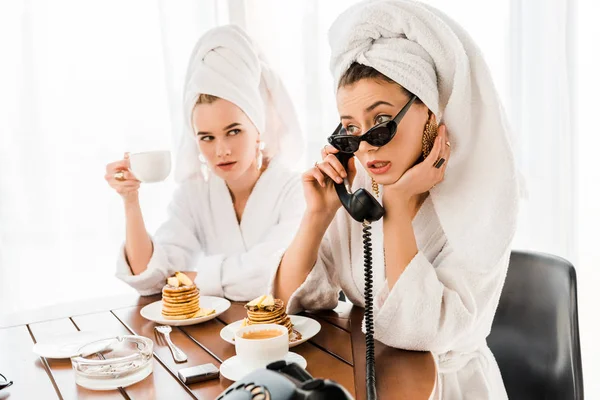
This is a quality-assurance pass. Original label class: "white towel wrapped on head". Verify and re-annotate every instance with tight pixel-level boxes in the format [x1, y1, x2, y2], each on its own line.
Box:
[176, 25, 303, 182]
[329, 0, 519, 269]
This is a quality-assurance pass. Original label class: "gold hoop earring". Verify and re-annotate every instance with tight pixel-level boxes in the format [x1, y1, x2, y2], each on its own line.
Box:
[422, 113, 438, 159]
[256, 141, 266, 171]
[198, 153, 209, 182]
[371, 177, 379, 198]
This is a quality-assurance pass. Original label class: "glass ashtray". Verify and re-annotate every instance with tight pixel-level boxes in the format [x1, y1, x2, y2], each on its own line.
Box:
[71, 335, 153, 390]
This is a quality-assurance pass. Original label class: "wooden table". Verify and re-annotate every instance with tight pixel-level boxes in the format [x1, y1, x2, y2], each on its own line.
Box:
[0, 294, 436, 399]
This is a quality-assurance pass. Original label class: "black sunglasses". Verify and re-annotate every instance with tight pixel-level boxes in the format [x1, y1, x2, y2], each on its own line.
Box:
[328, 94, 418, 153]
[0, 373, 12, 390]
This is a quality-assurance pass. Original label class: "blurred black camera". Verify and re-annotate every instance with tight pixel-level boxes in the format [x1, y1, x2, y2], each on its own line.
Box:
[216, 360, 354, 400]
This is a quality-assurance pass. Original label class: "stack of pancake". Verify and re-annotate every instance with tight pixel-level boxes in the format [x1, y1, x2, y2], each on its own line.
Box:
[162, 284, 200, 320]
[161, 272, 200, 320]
[244, 295, 300, 340]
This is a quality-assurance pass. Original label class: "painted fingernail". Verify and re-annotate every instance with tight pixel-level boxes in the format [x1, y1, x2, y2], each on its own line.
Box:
[434, 158, 446, 169]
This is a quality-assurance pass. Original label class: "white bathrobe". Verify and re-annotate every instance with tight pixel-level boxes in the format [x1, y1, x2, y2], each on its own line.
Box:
[279, 169, 510, 400]
[312, 1, 519, 397]
[117, 158, 304, 301]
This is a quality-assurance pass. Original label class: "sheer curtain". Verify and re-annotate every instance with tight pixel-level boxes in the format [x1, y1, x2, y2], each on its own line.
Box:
[0, 0, 223, 312]
[577, 0, 600, 396]
[1, 0, 598, 396]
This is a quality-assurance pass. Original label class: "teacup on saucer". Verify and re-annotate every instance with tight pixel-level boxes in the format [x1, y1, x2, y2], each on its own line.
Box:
[234, 323, 289, 371]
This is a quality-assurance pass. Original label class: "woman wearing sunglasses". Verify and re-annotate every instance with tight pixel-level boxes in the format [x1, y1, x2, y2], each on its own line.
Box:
[108, 25, 305, 300]
[273, 1, 518, 399]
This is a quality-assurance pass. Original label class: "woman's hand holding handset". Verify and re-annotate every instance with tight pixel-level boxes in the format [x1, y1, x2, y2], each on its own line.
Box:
[302, 144, 357, 218]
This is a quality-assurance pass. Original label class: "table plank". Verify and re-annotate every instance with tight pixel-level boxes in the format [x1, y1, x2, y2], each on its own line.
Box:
[28, 318, 125, 400]
[215, 303, 247, 325]
[72, 311, 194, 400]
[0, 294, 157, 329]
[304, 301, 353, 332]
[112, 306, 229, 400]
[304, 314, 353, 365]
[349, 307, 436, 400]
[291, 342, 356, 398]
[0, 325, 58, 399]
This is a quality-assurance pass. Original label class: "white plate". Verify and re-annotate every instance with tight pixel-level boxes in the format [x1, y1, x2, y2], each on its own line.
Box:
[32, 331, 114, 359]
[220, 315, 321, 348]
[220, 352, 307, 381]
[140, 296, 231, 326]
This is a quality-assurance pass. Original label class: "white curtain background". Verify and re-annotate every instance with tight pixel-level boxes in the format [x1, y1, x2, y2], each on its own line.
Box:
[0, 0, 598, 396]
[0, 0, 224, 312]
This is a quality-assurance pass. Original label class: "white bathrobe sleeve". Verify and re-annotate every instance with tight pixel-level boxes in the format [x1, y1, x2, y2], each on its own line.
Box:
[372, 243, 510, 354]
[273, 224, 342, 315]
[115, 183, 203, 296]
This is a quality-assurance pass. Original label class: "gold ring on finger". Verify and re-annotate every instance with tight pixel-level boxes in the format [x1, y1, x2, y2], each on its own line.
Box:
[446, 141, 451, 147]
[114, 171, 126, 181]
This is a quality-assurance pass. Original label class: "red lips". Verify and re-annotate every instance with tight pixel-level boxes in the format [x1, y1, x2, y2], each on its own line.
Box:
[217, 161, 237, 171]
[367, 160, 391, 175]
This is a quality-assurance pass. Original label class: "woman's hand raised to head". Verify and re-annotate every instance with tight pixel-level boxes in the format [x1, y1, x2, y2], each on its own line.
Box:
[105, 153, 141, 203]
[302, 144, 357, 217]
[385, 124, 451, 204]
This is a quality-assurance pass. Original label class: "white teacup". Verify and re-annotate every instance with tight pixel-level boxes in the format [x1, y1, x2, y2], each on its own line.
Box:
[235, 324, 289, 371]
[129, 150, 171, 183]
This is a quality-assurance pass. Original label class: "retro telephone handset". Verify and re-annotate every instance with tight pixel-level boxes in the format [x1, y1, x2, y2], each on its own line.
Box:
[333, 151, 382, 400]
[333, 151, 385, 223]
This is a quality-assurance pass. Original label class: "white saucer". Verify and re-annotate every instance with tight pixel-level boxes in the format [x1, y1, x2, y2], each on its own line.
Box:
[32, 331, 114, 359]
[220, 316, 321, 348]
[140, 296, 231, 326]
[220, 352, 307, 381]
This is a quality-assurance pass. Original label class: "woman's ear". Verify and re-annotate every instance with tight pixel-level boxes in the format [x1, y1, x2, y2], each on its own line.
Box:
[427, 109, 436, 123]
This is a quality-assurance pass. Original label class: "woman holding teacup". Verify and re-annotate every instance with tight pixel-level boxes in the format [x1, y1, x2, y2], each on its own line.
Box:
[105, 25, 305, 301]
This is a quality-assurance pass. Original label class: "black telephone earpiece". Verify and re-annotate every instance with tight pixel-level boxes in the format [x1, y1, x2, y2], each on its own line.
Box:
[333, 152, 385, 224]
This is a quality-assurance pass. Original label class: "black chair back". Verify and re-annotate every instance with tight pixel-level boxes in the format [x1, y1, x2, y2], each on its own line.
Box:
[488, 250, 584, 399]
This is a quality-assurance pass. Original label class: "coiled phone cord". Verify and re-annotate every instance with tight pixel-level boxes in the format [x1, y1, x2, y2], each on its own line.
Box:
[362, 220, 377, 400]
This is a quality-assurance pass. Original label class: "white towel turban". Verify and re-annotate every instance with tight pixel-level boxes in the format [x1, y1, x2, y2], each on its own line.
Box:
[175, 25, 303, 182]
[329, 0, 519, 268]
